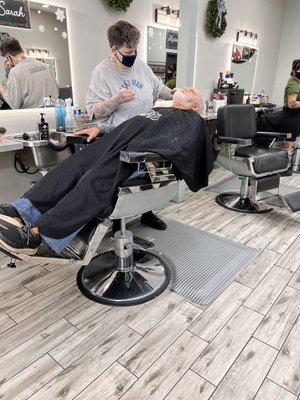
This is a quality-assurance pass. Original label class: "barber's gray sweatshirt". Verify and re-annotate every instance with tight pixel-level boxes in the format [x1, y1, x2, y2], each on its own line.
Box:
[86, 57, 164, 127]
[3, 58, 59, 109]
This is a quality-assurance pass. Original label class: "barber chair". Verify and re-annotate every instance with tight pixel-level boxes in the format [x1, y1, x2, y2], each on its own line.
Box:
[1, 151, 178, 306]
[215, 105, 291, 213]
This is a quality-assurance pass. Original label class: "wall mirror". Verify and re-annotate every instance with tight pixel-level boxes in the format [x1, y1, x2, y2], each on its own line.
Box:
[147, 25, 178, 89]
[0, 1, 72, 111]
[230, 43, 258, 94]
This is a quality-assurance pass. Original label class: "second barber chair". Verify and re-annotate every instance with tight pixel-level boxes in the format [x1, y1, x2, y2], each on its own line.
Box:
[216, 105, 290, 213]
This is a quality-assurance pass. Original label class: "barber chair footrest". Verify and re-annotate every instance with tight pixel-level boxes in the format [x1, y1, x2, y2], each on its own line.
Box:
[284, 191, 300, 213]
[77, 249, 171, 306]
[216, 192, 273, 214]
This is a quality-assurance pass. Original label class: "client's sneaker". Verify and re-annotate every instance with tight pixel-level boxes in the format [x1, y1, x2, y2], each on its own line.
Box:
[141, 211, 167, 230]
[0, 225, 41, 255]
[0, 204, 24, 225]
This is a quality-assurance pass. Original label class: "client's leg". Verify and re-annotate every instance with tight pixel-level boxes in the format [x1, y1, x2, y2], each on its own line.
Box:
[0, 139, 109, 227]
[0, 155, 133, 254]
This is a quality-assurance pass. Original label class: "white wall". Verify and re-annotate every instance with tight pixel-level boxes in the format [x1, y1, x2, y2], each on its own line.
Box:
[182, 0, 287, 103]
[272, 0, 300, 106]
[0, 9, 71, 87]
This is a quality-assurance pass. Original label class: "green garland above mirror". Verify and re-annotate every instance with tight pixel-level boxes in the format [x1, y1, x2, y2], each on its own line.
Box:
[105, 0, 133, 12]
[206, 0, 227, 38]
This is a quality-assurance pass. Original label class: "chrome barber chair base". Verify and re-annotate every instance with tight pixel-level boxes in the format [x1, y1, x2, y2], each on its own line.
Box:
[77, 249, 171, 306]
[216, 192, 273, 214]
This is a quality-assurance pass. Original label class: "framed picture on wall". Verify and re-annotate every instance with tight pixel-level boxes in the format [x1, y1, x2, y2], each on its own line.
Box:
[166, 30, 178, 50]
[0, 0, 31, 30]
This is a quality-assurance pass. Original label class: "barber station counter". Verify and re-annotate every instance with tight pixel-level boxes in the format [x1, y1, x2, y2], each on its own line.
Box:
[0, 108, 56, 203]
[0, 139, 24, 153]
[0, 144, 42, 203]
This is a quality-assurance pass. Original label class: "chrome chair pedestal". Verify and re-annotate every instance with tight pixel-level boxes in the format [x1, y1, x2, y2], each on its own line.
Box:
[77, 220, 171, 306]
[77, 249, 170, 306]
[216, 192, 272, 213]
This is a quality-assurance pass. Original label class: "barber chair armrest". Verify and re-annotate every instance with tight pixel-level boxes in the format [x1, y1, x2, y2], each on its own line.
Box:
[66, 135, 101, 145]
[217, 136, 252, 146]
[120, 151, 167, 163]
[256, 131, 292, 140]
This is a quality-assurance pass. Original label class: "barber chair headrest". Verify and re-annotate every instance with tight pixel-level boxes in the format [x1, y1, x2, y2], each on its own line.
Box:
[217, 105, 257, 139]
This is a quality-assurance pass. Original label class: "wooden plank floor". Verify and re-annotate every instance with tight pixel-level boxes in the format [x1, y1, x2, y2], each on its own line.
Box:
[0, 166, 299, 400]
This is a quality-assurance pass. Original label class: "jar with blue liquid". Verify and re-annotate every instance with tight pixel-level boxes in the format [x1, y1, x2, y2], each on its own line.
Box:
[55, 97, 66, 132]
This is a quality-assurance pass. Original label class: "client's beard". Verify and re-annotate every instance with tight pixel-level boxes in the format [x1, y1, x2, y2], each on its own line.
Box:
[173, 91, 189, 106]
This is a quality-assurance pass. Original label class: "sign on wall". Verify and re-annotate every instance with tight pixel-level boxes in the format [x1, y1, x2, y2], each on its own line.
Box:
[0, 0, 31, 30]
[166, 30, 178, 51]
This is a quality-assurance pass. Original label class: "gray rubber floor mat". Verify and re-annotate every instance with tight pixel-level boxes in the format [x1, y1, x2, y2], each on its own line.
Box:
[99, 219, 257, 306]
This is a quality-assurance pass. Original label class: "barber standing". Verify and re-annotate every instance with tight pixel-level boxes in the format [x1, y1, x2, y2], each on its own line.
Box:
[81, 20, 176, 230]
[259, 59, 300, 138]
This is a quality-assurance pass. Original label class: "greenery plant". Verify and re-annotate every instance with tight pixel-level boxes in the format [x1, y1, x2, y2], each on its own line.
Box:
[205, 0, 227, 38]
[105, 0, 133, 12]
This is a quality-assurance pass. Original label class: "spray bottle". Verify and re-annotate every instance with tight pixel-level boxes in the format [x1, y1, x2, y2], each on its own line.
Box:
[65, 98, 77, 133]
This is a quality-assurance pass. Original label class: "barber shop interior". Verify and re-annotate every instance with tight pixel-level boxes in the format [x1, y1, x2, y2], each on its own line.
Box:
[0, 0, 300, 398]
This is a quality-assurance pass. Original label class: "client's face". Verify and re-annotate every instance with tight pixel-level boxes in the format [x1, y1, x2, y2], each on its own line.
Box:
[173, 88, 201, 112]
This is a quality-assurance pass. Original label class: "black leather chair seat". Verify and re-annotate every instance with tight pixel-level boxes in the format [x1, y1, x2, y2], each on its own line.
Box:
[235, 145, 289, 174]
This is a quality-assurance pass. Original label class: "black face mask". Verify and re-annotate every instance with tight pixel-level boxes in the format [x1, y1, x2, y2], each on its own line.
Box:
[116, 48, 137, 68]
[295, 71, 300, 80]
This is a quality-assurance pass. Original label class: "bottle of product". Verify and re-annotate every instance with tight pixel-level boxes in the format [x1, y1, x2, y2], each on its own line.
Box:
[65, 98, 77, 133]
[55, 97, 66, 132]
[38, 113, 49, 140]
[44, 95, 55, 107]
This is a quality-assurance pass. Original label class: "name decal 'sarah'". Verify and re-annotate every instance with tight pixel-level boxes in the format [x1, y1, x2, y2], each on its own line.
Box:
[0, 0, 31, 29]
[0, 1, 25, 17]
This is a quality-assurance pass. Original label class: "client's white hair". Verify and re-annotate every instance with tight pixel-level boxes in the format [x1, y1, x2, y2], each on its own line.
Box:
[174, 88, 202, 111]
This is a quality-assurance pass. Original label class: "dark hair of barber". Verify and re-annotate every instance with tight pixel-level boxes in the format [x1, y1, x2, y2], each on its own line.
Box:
[107, 20, 140, 49]
[291, 59, 300, 76]
[0, 37, 23, 57]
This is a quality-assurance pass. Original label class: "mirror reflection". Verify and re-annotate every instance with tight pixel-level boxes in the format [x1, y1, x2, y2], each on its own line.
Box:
[147, 26, 178, 89]
[0, 1, 71, 110]
[230, 44, 258, 94]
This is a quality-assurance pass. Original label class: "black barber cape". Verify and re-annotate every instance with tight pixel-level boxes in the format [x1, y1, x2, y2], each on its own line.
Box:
[98, 107, 214, 218]
[126, 108, 214, 191]
[27, 107, 214, 239]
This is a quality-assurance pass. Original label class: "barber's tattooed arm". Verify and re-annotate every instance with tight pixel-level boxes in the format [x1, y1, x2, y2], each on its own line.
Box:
[158, 85, 174, 100]
[93, 88, 136, 118]
[98, 124, 115, 135]
[93, 94, 123, 119]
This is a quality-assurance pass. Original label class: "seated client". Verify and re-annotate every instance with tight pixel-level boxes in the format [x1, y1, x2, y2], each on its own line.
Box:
[0, 89, 214, 255]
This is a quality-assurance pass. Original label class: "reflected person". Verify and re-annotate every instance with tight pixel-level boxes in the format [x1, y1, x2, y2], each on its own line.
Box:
[0, 37, 59, 109]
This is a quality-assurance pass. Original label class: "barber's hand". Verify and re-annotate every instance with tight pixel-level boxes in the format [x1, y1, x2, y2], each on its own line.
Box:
[74, 127, 100, 143]
[118, 88, 135, 103]
[0, 85, 5, 95]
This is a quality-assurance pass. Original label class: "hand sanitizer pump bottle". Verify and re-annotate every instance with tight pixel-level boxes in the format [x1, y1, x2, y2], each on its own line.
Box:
[65, 98, 77, 133]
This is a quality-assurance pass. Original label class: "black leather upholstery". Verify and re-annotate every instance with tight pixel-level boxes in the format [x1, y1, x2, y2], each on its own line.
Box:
[217, 105, 257, 139]
[235, 145, 289, 174]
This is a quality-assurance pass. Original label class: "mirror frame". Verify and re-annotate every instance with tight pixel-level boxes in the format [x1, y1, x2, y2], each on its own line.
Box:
[231, 42, 259, 95]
